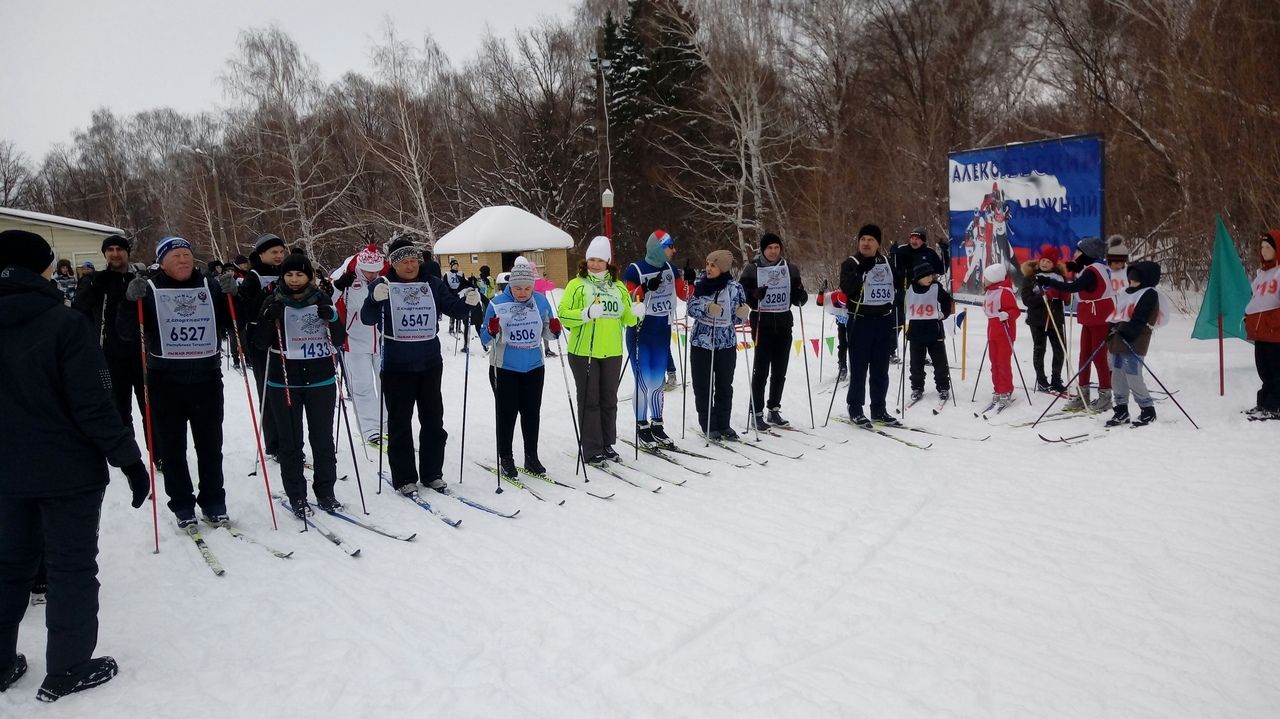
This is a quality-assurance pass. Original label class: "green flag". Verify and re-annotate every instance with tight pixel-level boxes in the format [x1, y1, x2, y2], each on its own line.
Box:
[1192, 215, 1252, 340]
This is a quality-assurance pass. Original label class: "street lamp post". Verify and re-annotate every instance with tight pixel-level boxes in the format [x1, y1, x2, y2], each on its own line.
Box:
[602, 188, 615, 257]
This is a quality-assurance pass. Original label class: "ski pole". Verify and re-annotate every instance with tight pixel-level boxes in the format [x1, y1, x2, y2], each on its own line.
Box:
[681, 315, 691, 439]
[817, 279, 828, 383]
[998, 319, 1034, 405]
[823, 290, 863, 427]
[376, 326, 385, 494]
[1029, 339, 1108, 428]
[797, 300, 816, 428]
[136, 298, 160, 553]
[898, 318, 909, 415]
[459, 321, 471, 484]
[742, 324, 761, 441]
[1043, 295, 1086, 408]
[333, 349, 368, 514]
[1117, 336, 1199, 428]
[226, 295, 279, 530]
[273, 320, 292, 407]
[969, 338, 989, 403]
[577, 290, 600, 475]
[548, 289, 589, 483]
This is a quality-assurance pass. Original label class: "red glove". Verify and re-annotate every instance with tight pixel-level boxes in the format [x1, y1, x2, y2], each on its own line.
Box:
[549, 318, 562, 335]
[345, 255, 357, 273]
[816, 291, 826, 306]
[487, 315, 501, 336]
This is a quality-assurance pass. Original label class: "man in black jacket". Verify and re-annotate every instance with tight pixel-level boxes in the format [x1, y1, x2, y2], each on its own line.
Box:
[739, 233, 807, 429]
[840, 224, 903, 427]
[236, 233, 288, 455]
[119, 237, 238, 527]
[0, 230, 149, 702]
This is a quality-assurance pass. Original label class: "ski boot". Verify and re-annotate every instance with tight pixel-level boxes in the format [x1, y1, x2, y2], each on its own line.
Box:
[870, 410, 902, 427]
[753, 412, 770, 432]
[1089, 388, 1113, 412]
[1105, 405, 1130, 427]
[316, 495, 344, 512]
[603, 446, 621, 462]
[0, 654, 26, 693]
[937, 388, 950, 402]
[1063, 386, 1092, 412]
[498, 456, 518, 479]
[37, 657, 118, 703]
[289, 497, 313, 519]
[425, 476, 448, 493]
[636, 421, 656, 448]
[995, 392, 1015, 410]
[174, 508, 197, 530]
[1131, 406, 1157, 427]
[524, 455, 547, 475]
[766, 408, 789, 426]
[909, 389, 924, 404]
[719, 427, 740, 441]
[649, 422, 676, 450]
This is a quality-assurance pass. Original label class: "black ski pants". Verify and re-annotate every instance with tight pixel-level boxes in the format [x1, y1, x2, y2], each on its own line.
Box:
[489, 366, 544, 462]
[268, 383, 339, 504]
[249, 345, 279, 455]
[845, 312, 894, 417]
[382, 365, 447, 490]
[1257, 340, 1280, 411]
[751, 327, 791, 412]
[909, 339, 951, 392]
[1030, 318, 1066, 384]
[151, 377, 225, 515]
[0, 489, 104, 675]
[691, 345, 736, 433]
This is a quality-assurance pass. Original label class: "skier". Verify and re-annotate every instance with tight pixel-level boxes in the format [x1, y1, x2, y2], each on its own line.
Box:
[444, 258, 469, 336]
[253, 251, 347, 516]
[1020, 245, 1069, 393]
[622, 229, 689, 449]
[237, 233, 289, 455]
[905, 262, 953, 404]
[982, 264, 1021, 410]
[1104, 260, 1166, 427]
[961, 211, 989, 293]
[1246, 230, 1280, 420]
[332, 243, 388, 447]
[891, 226, 945, 357]
[739, 232, 807, 430]
[558, 236, 639, 465]
[1036, 235, 1116, 412]
[119, 236, 239, 526]
[687, 250, 751, 440]
[71, 234, 152, 443]
[361, 237, 478, 494]
[840, 224, 902, 427]
[815, 288, 850, 381]
[0, 229, 150, 702]
[479, 258, 559, 477]
[661, 233, 680, 388]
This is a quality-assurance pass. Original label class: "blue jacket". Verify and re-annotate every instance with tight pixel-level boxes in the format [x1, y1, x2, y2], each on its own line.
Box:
[479, 288, 555, 373]
[360, 269, 472, 373]
[688, 274, 748, 351]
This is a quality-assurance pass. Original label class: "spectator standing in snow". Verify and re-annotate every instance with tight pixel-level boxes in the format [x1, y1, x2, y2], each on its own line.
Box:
[1246, 230, 1280, 420]
[479, 258, 560, 478]
[739, 232, 807, 430]
[1020, 245, 1069, 394]
[0, 229, 149, 702]
[361, 237, 478, 495]
[687, 250, 750, 440]
[558, 236, 639, 465]
[119, 237, 239, 527]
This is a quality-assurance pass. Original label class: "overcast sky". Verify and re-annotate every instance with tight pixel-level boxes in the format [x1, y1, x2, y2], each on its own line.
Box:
[0, 0, 577, 161]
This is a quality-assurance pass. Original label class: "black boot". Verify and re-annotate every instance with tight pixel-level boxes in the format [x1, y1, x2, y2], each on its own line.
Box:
[37, 657, 118, 703]
[0, 654, 27, 693]
[499, 456, 518, 479]
[1131, 406, 1157, 427]
[1105, 404, 1130, 427]
[524, 454, 547, 476]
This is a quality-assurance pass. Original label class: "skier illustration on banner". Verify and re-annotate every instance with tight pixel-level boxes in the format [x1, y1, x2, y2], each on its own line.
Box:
[961, 182, 1016, 293]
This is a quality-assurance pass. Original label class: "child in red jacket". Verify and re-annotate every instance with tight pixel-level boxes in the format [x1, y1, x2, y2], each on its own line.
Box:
[1246, 230, 1280, 419]
[983, 264, 1021, 410]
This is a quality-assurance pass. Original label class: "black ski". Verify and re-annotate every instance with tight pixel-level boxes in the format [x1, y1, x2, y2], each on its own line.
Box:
[275, 496, 361, 556]
[473, 462, 564, 505]
[832, 416, 932, 449]
[378, 474, 462, 528]
[511, 465, 615, 500]
[322, 508, 417, 541]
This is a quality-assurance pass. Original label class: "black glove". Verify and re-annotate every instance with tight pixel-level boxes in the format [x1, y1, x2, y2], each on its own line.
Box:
[791, 287, 806, 306]
[265, 299, 286, 323]
[121, 460, 150, 509]
[644, 276, 662, 292]
[754, 286, 767, 300]
[1034, 274, 1050, 287]
[315, 291, 333, 308]
[683, 266, 696, 285]
[317, 277, 334, 295]
[334, 271, 356, 291]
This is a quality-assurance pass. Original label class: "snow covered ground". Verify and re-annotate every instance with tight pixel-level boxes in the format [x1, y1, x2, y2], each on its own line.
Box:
[6, 305, 1278, 718]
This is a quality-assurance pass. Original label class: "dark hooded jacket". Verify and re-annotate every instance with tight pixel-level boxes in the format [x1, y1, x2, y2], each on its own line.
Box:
[0, 265, 141, 497]
[1108, 261, 1161, 356]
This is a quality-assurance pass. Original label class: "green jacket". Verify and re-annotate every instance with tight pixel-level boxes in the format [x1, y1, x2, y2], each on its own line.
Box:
[557, 275, 637, 358]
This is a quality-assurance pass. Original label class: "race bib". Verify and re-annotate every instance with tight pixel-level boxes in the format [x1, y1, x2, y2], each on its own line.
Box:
[700, 290, 733, 328]
[494, 302, 542, 350]
[589, 282, 624, 319]
[151, 283, 218, 358]
[1113, 287, 1169, 328]
[254, 271, 278, 289]
[1107, 265, 1127, 299]
[388, 282, 438, 342]
[863, 264, 894, 306]
[1246, 265, 1280, 315]
[640, 267, 676, 318]
[757, 264, 791, 313]
[906, 284, 941, 320]
[284, 305, 333, 360]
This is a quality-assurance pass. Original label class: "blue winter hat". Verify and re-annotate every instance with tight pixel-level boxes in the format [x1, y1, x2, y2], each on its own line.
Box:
[156, 236, 194, 265]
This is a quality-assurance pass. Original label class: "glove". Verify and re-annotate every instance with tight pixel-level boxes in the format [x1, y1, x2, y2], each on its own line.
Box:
[816, 292, 826, 306]
[735, 304, 752, 321]
[371, 280, 390, 302]
[1034, 274, 1050, 287]
[487, 315, 501, 337]
[216, 272, 238, 296]
[334, 271, 356, 291]
[121, 460, 150, 509]
[644, 276, 662, 292]
[708, 302, 723, 318]
[754, 286, 767, 300]
[463, 288, 481, 306]
[318, 277, 334, 295]
[791, 288, 805, 306]
[125, 276, 149, 302]
[315, 291, 333, 309]
[585, 302, 604, 320]
[996, 311, 1009, 321]
[128, 262, 150, 275]
[549, 317, 562, 336]
[265, 299, 286, 323]
[683, 267, 696, 285]
[632, 302, 646, 321]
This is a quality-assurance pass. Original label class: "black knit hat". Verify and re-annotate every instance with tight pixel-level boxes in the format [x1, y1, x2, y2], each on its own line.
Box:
[233, 255, 249, 265]
[909, 226, 927, 242]
[278, 249, 314, 280]
[760, 232, 783, 253]
[0, 229, 56, 274]
[101, 234, 131, 254]
[912, 261, 936, 281]
[856, 224, 883, 244]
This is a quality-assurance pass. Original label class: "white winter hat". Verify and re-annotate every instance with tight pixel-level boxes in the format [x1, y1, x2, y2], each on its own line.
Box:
[585, 236, 612, 263]
[982, 264, 1007, 284]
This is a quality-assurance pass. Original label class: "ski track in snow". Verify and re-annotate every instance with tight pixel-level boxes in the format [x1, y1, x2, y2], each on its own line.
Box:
[5, 312, 1279, 718]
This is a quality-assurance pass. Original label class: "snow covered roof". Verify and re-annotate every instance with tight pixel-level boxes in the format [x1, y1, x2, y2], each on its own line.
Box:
[433, 206, 573, 255]
[0, 207, 124, 236]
